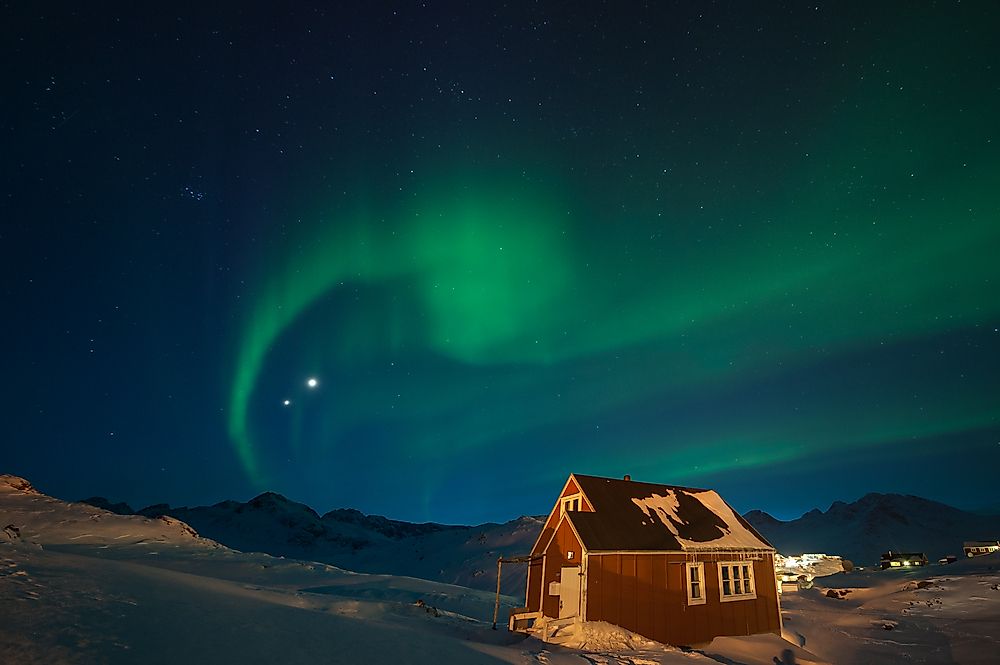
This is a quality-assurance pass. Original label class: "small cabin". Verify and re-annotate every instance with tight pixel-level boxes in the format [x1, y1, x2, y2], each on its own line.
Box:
[879, 551, 928, 569]
[963, 541, 1000, 558]
[517, 473, 781, 647]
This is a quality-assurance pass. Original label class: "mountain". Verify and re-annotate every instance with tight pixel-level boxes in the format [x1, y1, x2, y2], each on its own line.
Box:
[79, 491, 544, 597]
[79, 496, 134, 515]
[744, 492, 1000, 565]
[0, 475, 538, 664]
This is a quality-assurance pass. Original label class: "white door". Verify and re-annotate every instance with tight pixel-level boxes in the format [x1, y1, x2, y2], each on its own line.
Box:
[558, 566, 580, 618]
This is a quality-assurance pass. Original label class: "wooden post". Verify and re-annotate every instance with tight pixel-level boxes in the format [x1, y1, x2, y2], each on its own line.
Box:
[492, 556, 503, 629]
[490, 554, 540, 630]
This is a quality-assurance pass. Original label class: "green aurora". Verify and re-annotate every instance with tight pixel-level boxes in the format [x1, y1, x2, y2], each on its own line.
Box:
[228, 140, 999, 492]
[217, 1, 999, 520]
[6, 1, 1000, 525]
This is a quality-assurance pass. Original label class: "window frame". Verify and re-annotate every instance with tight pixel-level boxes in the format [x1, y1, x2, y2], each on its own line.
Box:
[686, 562, 706, 606]
[560, 493, 582, 516]
[717, 561, 756, 602]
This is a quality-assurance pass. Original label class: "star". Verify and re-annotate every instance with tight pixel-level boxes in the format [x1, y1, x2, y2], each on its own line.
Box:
[306, 377, 318, 389]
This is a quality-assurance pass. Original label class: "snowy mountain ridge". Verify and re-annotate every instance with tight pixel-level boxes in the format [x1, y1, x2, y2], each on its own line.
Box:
[744, 492, 1000, 565]
[79, 488, 544, 596]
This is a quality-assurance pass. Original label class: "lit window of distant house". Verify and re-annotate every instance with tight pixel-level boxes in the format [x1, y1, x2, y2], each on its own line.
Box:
[686, 563, 706, 605]
[718, 562, 756, 601]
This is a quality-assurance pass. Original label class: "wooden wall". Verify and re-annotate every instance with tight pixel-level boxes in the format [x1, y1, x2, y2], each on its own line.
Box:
[526, 477, 593, 613]
[525, 557, 543, 612]
[540, 518, 584, 618]
[585, 552, 780, 646]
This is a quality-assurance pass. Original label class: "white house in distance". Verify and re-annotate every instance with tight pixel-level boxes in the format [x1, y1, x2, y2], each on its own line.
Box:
[963, 540, 1000, 557]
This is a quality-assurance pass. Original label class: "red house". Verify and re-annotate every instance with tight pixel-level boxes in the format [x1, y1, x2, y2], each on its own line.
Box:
[521, 473, 782, 647]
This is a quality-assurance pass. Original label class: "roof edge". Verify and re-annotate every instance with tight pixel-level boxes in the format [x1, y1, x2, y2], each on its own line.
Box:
[571, 472, 711, 494]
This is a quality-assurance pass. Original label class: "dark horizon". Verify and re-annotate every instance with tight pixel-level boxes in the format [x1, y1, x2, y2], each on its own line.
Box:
[3, 2, 998, 526]
[24, 470, 1000, 527]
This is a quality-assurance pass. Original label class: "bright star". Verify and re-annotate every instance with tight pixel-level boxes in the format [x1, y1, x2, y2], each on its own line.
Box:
[282, 399, 291, 406]
[306, 377, 318, 388]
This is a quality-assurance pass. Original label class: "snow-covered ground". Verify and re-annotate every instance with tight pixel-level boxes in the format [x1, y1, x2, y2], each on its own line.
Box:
[779, 555, 1000, 664]
[3, 474, 996, 664]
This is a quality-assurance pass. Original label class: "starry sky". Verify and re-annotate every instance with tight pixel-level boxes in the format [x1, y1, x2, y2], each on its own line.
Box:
[3, 2, 999, 524]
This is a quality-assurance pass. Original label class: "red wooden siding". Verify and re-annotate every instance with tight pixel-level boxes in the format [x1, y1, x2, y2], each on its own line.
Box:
[526, 476, 596, 612]
[540, 518, 584, 618]
[585, 552, 780, 646]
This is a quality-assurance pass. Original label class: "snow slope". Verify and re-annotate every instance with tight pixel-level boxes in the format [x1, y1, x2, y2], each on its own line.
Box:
[779, 555, 1000, 664]
[81, 491, 543, 597]
[2, 475, 823, 665]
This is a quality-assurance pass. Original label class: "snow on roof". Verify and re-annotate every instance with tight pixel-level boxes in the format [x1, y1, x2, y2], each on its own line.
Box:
[566, 474, 773, 552]
[631, 489, 773, 550]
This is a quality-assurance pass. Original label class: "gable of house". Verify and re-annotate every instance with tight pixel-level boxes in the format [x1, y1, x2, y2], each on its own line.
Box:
[529, 475, 595, 556]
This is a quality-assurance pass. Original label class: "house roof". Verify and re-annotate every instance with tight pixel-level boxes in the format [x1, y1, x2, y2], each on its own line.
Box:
[881, 551, 927, 560]
[565, 474, 773, 552]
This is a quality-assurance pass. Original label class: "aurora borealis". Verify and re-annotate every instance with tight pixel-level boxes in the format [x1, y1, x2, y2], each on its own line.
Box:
[4, 3, 999, 523]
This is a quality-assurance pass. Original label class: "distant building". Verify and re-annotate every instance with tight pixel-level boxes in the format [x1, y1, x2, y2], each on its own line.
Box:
[513, 473, 781, 647]
[963, 541, 1000, 557]
[879, 551, 928, 569]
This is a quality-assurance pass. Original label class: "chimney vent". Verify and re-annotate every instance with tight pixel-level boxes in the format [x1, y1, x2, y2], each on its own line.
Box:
[623, 474, 631, 481]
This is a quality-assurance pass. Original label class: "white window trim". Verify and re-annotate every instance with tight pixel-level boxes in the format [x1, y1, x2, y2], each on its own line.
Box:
[560, 493, 582, 516]
[717, 561, 756, 603]
[686, 562, 706, 606]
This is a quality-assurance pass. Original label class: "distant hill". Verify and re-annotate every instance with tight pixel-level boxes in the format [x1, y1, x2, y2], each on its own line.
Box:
[743, 492, 1000, 565]
[80, 492, 544, 597]
[78, 496, 135, 515]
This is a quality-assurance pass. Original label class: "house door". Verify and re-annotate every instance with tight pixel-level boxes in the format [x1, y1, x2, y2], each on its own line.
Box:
[558, 566, 581, 619]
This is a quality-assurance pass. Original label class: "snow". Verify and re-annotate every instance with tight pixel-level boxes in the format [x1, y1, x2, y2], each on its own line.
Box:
[775, 553, 846, 582]
[0, 474, 520, 664]
[778, 555, 1000, 664]
[545, 620, 669, 652]
[532, 620, 828, 665]
[4, 474, 998, 664]
[631, 490, 772, 550]
[78, 490, 544, 597]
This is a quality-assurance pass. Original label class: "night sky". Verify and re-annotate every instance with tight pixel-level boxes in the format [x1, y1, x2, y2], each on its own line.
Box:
[3, 2, 999, 525]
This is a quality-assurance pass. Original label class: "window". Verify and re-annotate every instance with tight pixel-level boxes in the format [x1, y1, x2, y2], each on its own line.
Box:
[718, 561, 756, 602]
[686, 563, 706, 605]
[561, 494, 582, 516]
